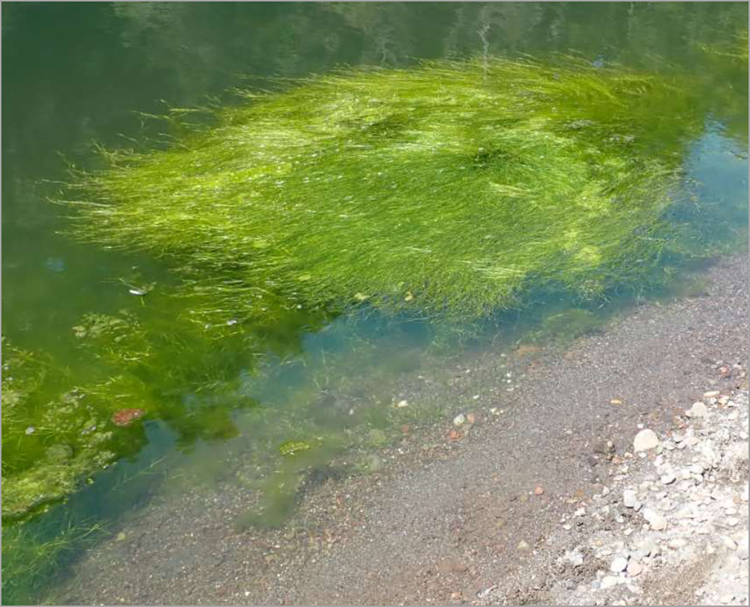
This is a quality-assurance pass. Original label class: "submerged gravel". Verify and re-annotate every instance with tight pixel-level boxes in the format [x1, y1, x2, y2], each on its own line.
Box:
[55, 255, 748, 605]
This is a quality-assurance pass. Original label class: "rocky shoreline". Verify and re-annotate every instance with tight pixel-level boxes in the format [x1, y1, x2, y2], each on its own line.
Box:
[541, 387, 749, 606]
[54, 254, 748, 606]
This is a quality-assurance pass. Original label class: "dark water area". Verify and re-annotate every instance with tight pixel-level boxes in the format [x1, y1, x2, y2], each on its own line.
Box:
[2, 3, 747, 604]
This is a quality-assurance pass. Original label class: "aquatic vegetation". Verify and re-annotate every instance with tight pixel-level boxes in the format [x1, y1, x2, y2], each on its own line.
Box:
[63, 56, 711, 321]
[1, 516, 106, 605]
[1, 339, 120, 521]
[538, 308, 603, 342]
[1, 290, 330, 521]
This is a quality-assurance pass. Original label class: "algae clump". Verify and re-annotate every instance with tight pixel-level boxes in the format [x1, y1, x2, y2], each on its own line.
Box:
[65, 56, 707, 319]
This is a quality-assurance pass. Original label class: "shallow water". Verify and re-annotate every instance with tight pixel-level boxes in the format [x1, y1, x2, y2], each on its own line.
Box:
[2, 3, 748, 604]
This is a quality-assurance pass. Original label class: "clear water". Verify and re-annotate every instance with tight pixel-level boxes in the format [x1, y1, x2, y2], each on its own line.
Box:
[2, 3, 747, 604]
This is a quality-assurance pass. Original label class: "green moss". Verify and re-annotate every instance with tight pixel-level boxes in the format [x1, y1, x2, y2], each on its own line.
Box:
[63, 56, 710, 321]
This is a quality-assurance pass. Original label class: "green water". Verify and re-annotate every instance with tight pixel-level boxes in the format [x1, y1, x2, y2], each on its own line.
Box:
[2, 3, 748, 604]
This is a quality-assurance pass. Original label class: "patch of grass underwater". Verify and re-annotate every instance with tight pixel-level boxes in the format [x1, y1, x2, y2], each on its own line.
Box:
[62, 55, 721, 322]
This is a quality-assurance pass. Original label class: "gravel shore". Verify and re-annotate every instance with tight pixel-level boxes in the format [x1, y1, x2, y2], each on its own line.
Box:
[56, 254, 748, 606]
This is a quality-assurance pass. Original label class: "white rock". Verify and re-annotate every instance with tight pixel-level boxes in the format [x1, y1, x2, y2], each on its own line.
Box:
[623, 490, 637, 508]
[686, 401, 708, 418]
[722, 536, 738, 550]
[452, 413, 466, 426]
[395, 399, 409, 408]
[634, 429, 659, 451]
[661, 473, 676, 485]
[638, 537, 657, 557]
[703, 390, 721, 399]
[601, 576, 619, 589]
[643, 508, 667, 531]
[565, 548, 584, 567]
[610, 556, 628, 573]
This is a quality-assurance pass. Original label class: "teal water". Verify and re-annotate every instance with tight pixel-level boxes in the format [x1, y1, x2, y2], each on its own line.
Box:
[2, 3, 748, 604]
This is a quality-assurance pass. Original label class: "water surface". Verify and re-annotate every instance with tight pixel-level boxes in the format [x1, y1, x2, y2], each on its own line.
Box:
[2, 3, 747, 603]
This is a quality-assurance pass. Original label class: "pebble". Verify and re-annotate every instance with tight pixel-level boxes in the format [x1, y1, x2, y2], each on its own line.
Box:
[600, 576, 619, 589]
[565, 549, 584, 567]
[638, 537, 657, 557]
[517, 540, 531, 552]
[722, 537, 738, 550]
[633, 429, 659, 451]
[660, 473, 676, 485]
[610, 556, 628, 573]
[453, 414, 466, 427]
[686, 401, 708, 418]
[623, 490, 637, 508]
[726, 517, 740, 527]
[396, 399, 409, 408]
[643, 508, 667, 531]
[534, 485, 545, 496]
[703, 390, 721, 399]
[626, 560, 643, 577]
[737, 547, 749, 561]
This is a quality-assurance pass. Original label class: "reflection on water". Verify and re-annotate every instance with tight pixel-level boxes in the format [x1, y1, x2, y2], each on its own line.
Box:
[2, 3, 747, 604]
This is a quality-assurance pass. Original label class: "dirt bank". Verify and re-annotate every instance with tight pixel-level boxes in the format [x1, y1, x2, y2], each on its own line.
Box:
[55, 254, 748, 606]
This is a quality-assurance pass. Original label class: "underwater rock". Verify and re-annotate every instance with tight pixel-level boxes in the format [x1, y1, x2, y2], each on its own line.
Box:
[111, 408, 145, 427]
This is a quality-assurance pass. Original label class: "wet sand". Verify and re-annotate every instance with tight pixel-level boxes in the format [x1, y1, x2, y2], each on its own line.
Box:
[56, 254, 748, 606]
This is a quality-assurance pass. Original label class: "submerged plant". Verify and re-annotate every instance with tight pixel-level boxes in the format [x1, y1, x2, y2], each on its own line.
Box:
[62, 56, 712, 321]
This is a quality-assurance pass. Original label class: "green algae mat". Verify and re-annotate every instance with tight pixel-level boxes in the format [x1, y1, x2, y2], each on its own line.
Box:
[64, 57, 710, 321]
